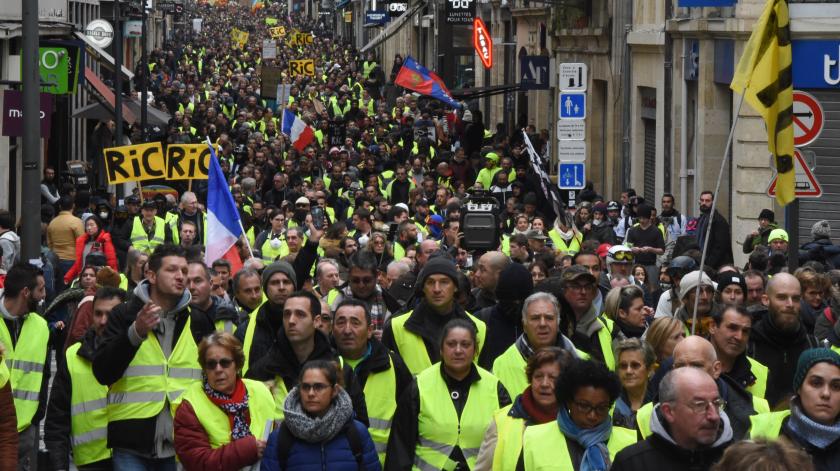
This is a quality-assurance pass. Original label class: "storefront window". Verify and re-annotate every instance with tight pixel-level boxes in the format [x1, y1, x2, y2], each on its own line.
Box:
[454, 55, 475, 89]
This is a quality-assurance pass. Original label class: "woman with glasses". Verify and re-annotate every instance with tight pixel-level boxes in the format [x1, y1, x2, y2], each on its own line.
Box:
[254, 208, 288, 264]
[63, 215, 118, 285]
[261, 360, 381, 471]
[175, 332, 277, 470]
[385, 319, 510, 471]
[521, 359, 636, 470]
[612, 339, 656, 430]
[363, 231, 394, 272]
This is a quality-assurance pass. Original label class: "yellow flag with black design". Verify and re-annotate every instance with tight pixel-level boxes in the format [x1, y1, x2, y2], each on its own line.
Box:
[730, 0, 794, 206]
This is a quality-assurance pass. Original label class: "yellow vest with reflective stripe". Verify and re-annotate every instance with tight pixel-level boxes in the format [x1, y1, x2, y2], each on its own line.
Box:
[749, 410, 789, 440]
[491, 404, 524, 471]
[215, 319, 236, 334]
[390, 311, 487, 375]
[107, 317, 201, 422]
[130, 216, 166, 254]
[166, 213, 207, 245]
[491, 344, 528, 397]
[547, 228, 582, 255]
[746, 356, 769, 399]
[269, 357, 346, 420]
[415, 364, 501, 471]
[180, 378, 277, 448]
[638, 396, 770, 439]
[65, 342, 111, 466]
[523, 421, 637, 468]
[260, 233, 289, 264]
[356, 353, 397, 465]
[363, 61, 377, 79]
[0, 312, 48, 431]
[393, 241, 407, 262]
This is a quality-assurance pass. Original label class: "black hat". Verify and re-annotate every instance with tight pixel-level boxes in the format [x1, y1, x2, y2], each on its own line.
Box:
[636, 203, 654, 219]
[758, 209, 775, 222]
[496, 263, 533, 302]
[416, 256, 459, 295]
[125, 195, 140, 205]
[141, 200, 157, 209]
[716, 271, 746, 294]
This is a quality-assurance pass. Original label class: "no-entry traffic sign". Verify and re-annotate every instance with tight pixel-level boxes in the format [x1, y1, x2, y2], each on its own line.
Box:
[792, 90, 824, 148]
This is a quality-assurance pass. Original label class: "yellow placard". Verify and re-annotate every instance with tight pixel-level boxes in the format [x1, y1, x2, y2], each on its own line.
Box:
[166, 144, 217, 180]
[265, 17, 278, 26]
[230, 28, 249, 49]
[103, 142, 165, 185]
[289, 59, 315, 77]
[269, 26, 286, 38]
[289, 31, 313, 46]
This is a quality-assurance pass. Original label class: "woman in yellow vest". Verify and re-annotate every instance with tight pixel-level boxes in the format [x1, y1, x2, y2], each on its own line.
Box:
[385, 319, 511, 470]
[174, 332, 276, 470]
[474, 347, 575, 471]
[521, 359, 637, 470]
[611, 338, 656, 431]
[255, 208, 288, 264]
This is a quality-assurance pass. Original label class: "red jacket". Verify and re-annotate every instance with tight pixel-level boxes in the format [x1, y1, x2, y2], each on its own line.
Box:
[174, 399, 261, 471]
[63, 231, 118, 284]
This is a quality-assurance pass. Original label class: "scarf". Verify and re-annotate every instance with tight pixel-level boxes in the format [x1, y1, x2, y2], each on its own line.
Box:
[520, 387, 557, 424]
[557, 406, 612, 471]
[282, 386, 354, 443]
[785, 399, 840, 449]
[615, 318, 646, 339]
[204, 377, 252, 440]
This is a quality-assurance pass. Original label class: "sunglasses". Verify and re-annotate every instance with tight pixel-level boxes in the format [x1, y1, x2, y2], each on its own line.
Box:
[611, 251, 634, 261]
[350, 276, 375, 284]
[205, 358, 234, 370]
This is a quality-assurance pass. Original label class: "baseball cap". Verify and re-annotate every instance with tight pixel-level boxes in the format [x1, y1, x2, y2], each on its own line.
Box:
[141, 200, 157, 209]
[295, 196, 311, 206]
[562, 265, 597, 285]
[526, 230, 549, 241]
[596, 243, 612, 258]
[125, 195, 140, 205]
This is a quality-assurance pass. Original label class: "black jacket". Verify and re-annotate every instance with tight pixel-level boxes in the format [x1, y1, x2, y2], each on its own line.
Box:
[91, 290, 214, 455]
[382, 300, 477, 367]
[475, 302, 524, 370]
[695, 210, 733, 270]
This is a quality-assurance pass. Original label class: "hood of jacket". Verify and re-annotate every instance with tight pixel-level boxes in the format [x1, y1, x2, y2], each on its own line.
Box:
[650, 403, 733, 449]
[133, 279, 191, 318]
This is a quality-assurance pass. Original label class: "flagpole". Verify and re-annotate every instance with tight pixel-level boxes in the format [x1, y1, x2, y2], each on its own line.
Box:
[691, 90, 747, 334]
[238, 220, 255, 260]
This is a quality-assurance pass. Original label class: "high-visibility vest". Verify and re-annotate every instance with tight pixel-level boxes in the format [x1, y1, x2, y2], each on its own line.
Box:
[241, 302, 266, 376]
[746, 356, 769, 399]
[415, 364, 501, 471]
[749, 410, 790, 440]
[106, 317, 202, 422]
[522, 421, 637, 468]
[500, 234, 510, 256]
[0, 355, 9, 389]
[547, 228, 583, 255]
[130, 216, 166, 254]
[0, 313, 48, 431]
[363, 61, 377, 79]
[65, 342, 111, 466]
[393, 241, 407, 262]
[596, 316, 616, 370]
[165, 213, 207, 245]
[215, 318, 236, 334]
[491, 344, 529, 397]
[180, 378, 277, 448]
[348, 353, 397, 465]
[390, 311, 487, 375]
[260, 233, 289, 264]
[638, 395, 770, 439]
[491, 404, 526, 471]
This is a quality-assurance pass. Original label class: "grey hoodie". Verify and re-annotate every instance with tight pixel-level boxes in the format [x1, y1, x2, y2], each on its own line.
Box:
[649, 403, 734, 449]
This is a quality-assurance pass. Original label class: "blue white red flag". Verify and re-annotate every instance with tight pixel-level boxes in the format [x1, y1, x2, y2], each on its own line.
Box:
[395, 56, 461, 109]
[281, 109, 315, 151]
[204, 139, 244, 274]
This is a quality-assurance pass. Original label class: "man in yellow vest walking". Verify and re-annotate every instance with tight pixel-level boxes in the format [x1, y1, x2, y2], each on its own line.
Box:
[93, 245, 214, 470]
[0, 263, 48, 471]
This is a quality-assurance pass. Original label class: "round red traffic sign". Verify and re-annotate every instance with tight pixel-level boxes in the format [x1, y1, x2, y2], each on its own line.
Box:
[792, 90, 824, 148]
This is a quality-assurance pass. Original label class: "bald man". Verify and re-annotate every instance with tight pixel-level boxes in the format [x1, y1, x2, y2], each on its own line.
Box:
[471, 251, 511, 310]
[749, 273, 818, 409]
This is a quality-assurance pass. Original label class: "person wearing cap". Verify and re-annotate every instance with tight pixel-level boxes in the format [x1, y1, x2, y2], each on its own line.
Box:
[709, 305, 769, 400]
[127, 199, 172, 255]
[382, 256, 488, 375]
[750, 348, 840, 469]
[625, 203, 665, 279]
[412, 198, 431, 237]
[526, 229, 550, 255]
[476, 151, 502, 190]
[672, 270, 717, 336]
[717, 271, 747, 307]
[749, 273, 820, 409]
[742, 209, 778, 254]
[654, 255, 699, 319]
[562, 265, 617, 369]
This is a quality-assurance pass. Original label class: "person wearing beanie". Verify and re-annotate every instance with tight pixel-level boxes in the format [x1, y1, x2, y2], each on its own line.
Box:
[673, 270, 717, 336]
[742, 208, 778, 254]
[382, 255, 488, 375]
[768, 228, 790, 254]
[750, 348, 840, 469]
[717, 271, 747, 306]
[625, 203, 665, 277]
[800, 219, 840, 269]
[474, 263, 534, 370]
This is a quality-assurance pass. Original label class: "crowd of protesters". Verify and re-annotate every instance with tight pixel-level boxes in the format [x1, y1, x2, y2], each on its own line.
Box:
[1, 1, 840, 471]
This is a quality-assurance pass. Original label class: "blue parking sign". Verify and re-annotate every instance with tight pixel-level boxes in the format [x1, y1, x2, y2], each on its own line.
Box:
[559, 162, 585, 189]
[559, 92, 586, 120]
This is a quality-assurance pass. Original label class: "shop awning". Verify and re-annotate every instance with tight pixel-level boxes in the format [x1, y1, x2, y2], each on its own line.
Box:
[82, 66, 136, 123]
[360, 1, 425, 53]
[74, 31, 135, 82]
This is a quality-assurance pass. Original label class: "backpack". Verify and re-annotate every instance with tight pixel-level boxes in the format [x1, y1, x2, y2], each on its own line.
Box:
[274, 420, 365, 471]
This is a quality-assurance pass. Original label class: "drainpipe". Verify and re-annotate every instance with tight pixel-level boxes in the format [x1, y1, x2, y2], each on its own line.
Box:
[621, 2, 633, 190]
[663, 0, 673, 194]
[679, 39, 688, 215]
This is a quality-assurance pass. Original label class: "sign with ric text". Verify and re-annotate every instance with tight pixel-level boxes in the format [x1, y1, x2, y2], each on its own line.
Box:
[289, 59, 315, 77]
[289, 31, 314, 46]
[166, 144, 216, 180]
[473, 18, 492, 69]
[268, 25, 286, 38]
[103, 142, 165, 184]
[446, 0, 475, 24]
[2, 90, 53, 138]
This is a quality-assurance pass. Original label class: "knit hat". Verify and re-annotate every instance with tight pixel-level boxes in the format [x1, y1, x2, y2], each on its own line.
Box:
[768, 228, 789, 243]
[812, 220, 832, 239]
[793, 348, 840, 392]
[716, 271, 746, 294]
[678, 270, 715, 300]
[262, 261, 297, 291]
[416, 256, 459, 294]
[758, 209, 775, 222]
[592, 203, 607, 215]
[495, 263, 534, 302]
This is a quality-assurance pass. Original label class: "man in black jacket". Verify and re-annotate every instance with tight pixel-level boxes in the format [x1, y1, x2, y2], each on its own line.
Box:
[92, 245, 214, 468]
[611, 367, 733, 471]
[694, 191, 733, 269]
[45, 287, 126, 471]
[476, 262, 533, 369]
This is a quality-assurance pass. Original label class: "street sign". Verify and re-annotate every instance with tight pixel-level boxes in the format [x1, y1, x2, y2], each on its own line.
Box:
[520, 56, 549, 90]
[557, 121, 585, 140]
[792, 90, 824, 147]
[262, 39, 277, 60]
[559, 161, 585, 189]
[558, 140, 586, 161]
[84, 19, 114, 48]
[767, 150, 823, 198]
[558, 92, 586, 120]
[559, 63, 587, 91]
[365, 11, 389, 25]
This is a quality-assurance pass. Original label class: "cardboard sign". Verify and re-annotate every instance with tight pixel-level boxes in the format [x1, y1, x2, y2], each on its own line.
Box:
[260, 66, 284, 98]
[230, 28, 249, 49]
[166, 144, 215, 180]
[289, 59, 315, 77]
[103, 142, 165, 184]
[289, 31, 313, 46]
[268, 26, 286, 38]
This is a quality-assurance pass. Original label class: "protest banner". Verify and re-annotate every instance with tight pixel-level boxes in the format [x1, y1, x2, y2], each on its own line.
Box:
[289, 59, 315, 77]
[166, 144, 217, 180]
[103, 142, 165, 184]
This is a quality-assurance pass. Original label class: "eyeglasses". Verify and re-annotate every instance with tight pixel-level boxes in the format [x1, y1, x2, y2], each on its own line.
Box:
[571, 401, 611, 417]
[565, 283, 594, 292]
[350, 276, 375, 284]
[611, 251, 634, 261]
[205, 358, 234, 370]
[300, 382, 332, 393]
[682, 398, 726, 414]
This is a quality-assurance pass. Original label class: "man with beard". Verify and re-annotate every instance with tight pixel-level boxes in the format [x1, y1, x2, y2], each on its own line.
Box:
[695, 191, 733, 269]
[673, 270, 717, 336]
[659, 193, 687, 244]
[392, 221, 418, 262]
[476, 263, 535, 369]
[471, 251, 511, 310]
[749, 273, 819, 409]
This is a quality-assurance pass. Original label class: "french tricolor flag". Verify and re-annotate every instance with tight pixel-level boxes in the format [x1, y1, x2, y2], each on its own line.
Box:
[204, 139, 244, 274]
[281, 109, 315, 151]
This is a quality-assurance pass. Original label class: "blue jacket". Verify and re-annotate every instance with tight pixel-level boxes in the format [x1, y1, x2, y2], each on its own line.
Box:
[261, 419, 381, 471]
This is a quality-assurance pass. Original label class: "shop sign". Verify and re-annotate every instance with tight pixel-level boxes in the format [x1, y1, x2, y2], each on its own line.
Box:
[1, 90, 53, 138]
[473, 18, 492, 69]
[446, 0, 474, 24]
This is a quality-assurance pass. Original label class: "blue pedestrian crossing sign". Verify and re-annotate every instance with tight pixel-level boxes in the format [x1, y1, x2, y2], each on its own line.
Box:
[559, 92, 586, 120]
[559, 161, 585, 189]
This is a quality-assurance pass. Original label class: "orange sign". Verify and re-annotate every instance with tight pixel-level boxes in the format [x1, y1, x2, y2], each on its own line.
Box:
[473, 18, 492, 69]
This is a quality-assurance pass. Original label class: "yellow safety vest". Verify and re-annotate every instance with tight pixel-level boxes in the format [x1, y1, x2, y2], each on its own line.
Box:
[0, 312, 48, 431]
[597, 316, 616, 371]
[522, 421, 637, 468]
[500, 234, 510, 256]
[638, 396, 770, 438]
[362, 61, 377, 79]
[180, 378, 277, 448]
[491, 344, 529, 397]
[415, 364, 501, 471]
[241, 302, 265, 376]
[746, 356, 769, 399]
[260, 233, 289, 264]
[130, 216, 166, 254]
[749, 410, 790, 440]
[491, 404, 524, 471]
[215, 318, 236, 334]
[106, 317, 201, 422]
[65, 342, 111, 466]
[547, 228, 583, 255]
[390, 311, 487, 375]
[165, 213, 207, 245]
[350, 353, 397, 465]
[393, 241, 407, 262]
[0, 354, 8, 389]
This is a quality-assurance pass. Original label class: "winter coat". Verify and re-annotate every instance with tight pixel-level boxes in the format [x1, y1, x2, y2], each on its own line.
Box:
[260, 419, 380, 471]
[0, 355, 17, 470]
[742, 223, 778, 254]
[780, 414, 840, 471]
[799, 237, 840, 269]
[64, 230, 119, 284]
[695, 210, 733, 269]
[475, 303, 524, 370]
[173, 398, 261, 471]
